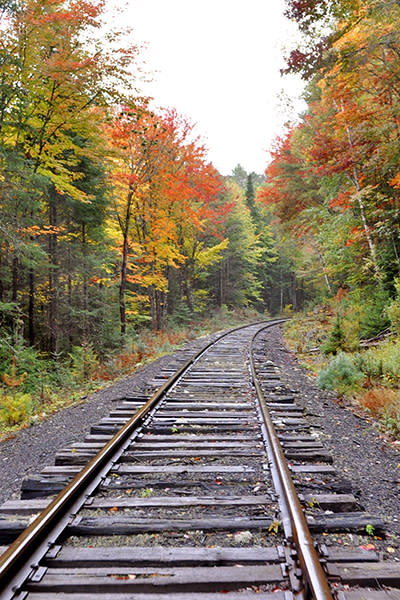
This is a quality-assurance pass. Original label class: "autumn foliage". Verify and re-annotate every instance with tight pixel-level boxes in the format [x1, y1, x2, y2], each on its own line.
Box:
[106, 101, 227, 333]
[257, 0, 400, 302]
[1, 0, 276, 364]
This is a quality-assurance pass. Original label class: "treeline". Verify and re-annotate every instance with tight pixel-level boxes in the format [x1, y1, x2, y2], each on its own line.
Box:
[257, 0, 400, 339]
[0, 0, 298, 365]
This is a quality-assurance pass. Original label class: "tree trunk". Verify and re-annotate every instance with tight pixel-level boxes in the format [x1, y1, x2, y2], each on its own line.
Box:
[290, 273, 297, 311]
[351, 164, 379, 273]
[119, 187, 134, 338]
[315, 243, 332, 293]
[28, 268, 35, 346]
[12, 251, 18, 303]
[339, 98, 380, 276]
[67, 244, 73, 349]
[219, 259, 228, 306]
[149, 286, 163, 330]
[0, 250, 3, 302]
[82, 222, 88, 342]
[48, 190, 59, 354]
[182, 262, 194, 313]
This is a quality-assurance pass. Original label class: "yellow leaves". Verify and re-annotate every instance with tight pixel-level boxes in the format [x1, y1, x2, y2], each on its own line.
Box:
[195, 238, 229, 269]
[44, 171, 92, 203]
[268, 520, 282, 535]
[126, 273, 145, 285]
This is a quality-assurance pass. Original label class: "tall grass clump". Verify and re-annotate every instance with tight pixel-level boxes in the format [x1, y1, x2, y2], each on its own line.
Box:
[354, 339, 400, 386]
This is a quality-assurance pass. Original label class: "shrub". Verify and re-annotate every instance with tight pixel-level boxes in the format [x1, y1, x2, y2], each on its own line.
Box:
[14, 347, 51, 394]
[321, 288, 390, 355]
[321, 318, 345, 354]
[0, 392, 33, 426]
[318, 352, 364, 395]
[359, 287, 390, 339]
[69, 343, 99, 383]
[387, 279, 400, 336]
[381, 405, 400, 438]
[357, 387, 397, 417]
[283, 307, 333, 355]
[354, 339, 400, 385]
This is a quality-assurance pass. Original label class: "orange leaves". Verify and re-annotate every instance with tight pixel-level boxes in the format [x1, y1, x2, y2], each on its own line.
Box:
[21, 225, 65, 237]
[389, 172, 400, 189]
[108, 100, 225, 299]
[26, 0, 104, 29]
[329, 191, 352, 212]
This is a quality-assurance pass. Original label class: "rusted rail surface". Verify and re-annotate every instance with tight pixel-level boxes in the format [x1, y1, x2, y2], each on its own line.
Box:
[0, 320, 399, 600]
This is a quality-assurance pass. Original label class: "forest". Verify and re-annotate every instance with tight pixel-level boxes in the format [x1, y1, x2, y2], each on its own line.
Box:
[0, 0, 298, 428]
[2, 0, 400, 436]
[261, 0, 400, 329]
[261, 0, 400, 436]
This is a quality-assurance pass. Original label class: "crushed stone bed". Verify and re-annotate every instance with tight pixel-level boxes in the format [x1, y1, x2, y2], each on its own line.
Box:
[258, 326, 400, 561]
[1, 324, 399, 563]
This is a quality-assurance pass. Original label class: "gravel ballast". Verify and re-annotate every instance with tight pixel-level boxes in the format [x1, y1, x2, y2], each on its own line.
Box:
[0, 350, 190, 505]
[258, 325, 400, 558]
[0, 323, 399, 559]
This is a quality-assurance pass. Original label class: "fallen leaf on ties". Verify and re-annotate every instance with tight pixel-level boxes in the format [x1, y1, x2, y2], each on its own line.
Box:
[108, 506, 119, 513]
[359, 543, 376, 551]
[268, 520, 282, 535]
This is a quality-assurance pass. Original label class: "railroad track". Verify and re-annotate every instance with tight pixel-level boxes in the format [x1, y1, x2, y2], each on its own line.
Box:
[0, 321, 400, 599]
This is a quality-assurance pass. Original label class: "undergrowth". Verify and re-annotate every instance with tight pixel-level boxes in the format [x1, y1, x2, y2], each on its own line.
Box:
[283, 306, 400, 440]
[0, 306, 264, 438]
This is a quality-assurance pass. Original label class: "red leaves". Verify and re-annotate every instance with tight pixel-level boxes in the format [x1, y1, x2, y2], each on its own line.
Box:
[345, 226, 363, 247]
[329, 191, 352, 211]
[108, 100, 226, 313]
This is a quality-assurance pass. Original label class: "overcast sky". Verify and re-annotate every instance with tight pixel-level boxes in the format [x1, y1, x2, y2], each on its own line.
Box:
[112, 1, 305, 176]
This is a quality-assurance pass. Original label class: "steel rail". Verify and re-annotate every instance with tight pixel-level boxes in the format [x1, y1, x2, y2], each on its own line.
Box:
[0, 319, 279, 599]
[0, 333, 219, 598]
[250, 326, 334, 600]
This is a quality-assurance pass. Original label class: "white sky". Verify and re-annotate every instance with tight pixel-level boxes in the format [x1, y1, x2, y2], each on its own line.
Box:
[111, 1, 305, 176]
